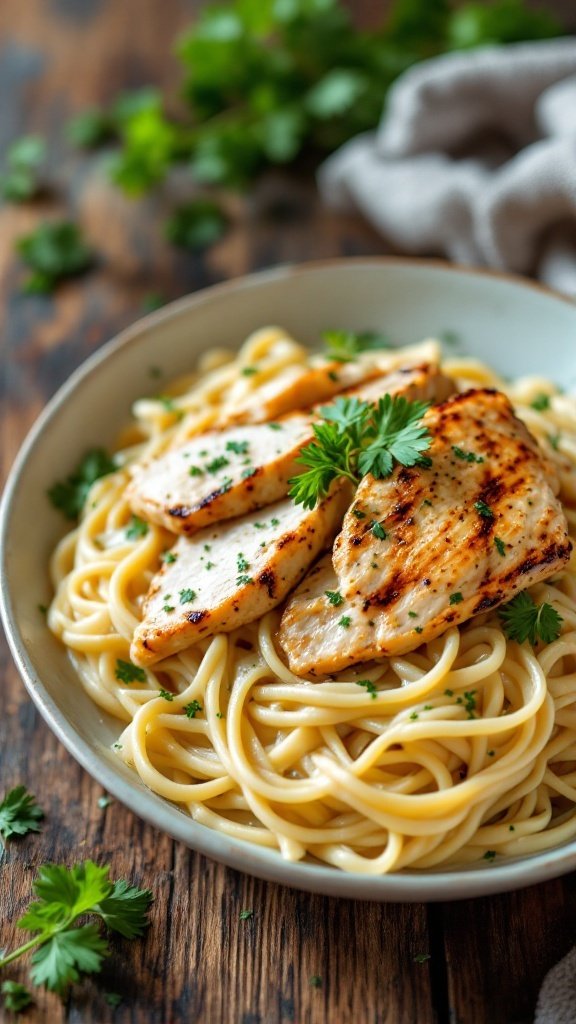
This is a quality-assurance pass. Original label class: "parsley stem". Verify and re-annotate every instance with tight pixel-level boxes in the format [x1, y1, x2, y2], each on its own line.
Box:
[0, 935, 45, 968]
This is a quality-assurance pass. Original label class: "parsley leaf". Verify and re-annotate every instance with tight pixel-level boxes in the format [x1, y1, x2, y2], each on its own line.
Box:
[358, 395, 431, 478]
[30, 924, 108, 992]
[16, 221, 94, 294]
[289, 394, 430, 509]
[0, 786, 44, 845]
[322, 329, 390, 361]
[499, 592, 563, 646]
[179, 588, 197, 604]
[48, 449, 116, 520]
[115, 660, 146, 684]
[325, 590, 343, 606]
[0, 861, 152, 994]
[95, 879, 153, 938]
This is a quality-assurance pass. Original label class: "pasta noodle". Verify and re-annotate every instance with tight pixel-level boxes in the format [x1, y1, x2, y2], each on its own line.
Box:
[48, 329, 576, 874]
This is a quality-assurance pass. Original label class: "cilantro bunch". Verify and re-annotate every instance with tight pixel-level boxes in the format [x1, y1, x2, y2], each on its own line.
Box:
[289, 394, 431, 509]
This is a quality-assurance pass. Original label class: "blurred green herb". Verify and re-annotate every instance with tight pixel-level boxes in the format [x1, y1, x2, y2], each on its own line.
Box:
[106, 0, 561, 200]
[322, 329, 391, 362]
[165, 200, 228, 249]
[1, 135, 46, 202]
[448, 0, 561, 48]
[48, 449, 117, 520]
[16, 221, 94, 294]
[66, 108, 115, 149]
[1, 980, 34, 1013]
[11, 0, 564, 281]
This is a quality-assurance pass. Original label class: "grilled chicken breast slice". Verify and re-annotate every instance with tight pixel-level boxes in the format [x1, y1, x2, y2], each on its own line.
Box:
[128, 362, 453, 537]
[216, 339, 443, 426]
[127, 415, 312, 535]
[341, 362, 454, 408]
[277, 554, 379, 677]
[279, 389, 571, 677]
[130, 484, 351, 666]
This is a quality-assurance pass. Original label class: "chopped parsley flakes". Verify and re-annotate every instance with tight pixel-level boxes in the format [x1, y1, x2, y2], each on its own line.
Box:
[494, 537, 506, 556]
[356, 679, 377, 699]
[226, 440, 249, 454]
[452, 446, 484, 464]
[183, 700, 202, 718]
[205, 455, 229, 474]
[530, 393, 551, 411]
[115, 660, 146, 684]
[473, 500, 494, 519]
[179, 588, 197, 604]
[325, 590, 343, 606]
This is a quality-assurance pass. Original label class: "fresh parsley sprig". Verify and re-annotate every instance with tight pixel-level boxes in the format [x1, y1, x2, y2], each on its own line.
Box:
[0, 786, 44, 847]
[0, 861, 152, 995]
[499, 592, 563, 646]
[289, 395, 431, 509]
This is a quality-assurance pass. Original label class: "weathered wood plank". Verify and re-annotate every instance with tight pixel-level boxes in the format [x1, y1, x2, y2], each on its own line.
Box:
[439, 880, 576, 1024]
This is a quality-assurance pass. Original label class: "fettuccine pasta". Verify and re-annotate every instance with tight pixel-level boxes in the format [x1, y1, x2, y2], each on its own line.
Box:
[48, 330, 576, 873]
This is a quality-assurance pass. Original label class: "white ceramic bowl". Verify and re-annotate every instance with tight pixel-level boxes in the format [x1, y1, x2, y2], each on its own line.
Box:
[2, 258, 576, 902]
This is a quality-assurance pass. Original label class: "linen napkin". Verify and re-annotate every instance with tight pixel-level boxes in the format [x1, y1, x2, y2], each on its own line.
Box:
[319, 38, 576, 295]
[534, 946, 576, 1024]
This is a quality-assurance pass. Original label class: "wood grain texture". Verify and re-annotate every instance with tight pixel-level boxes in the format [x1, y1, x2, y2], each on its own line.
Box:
[1, 2, 576, 1022]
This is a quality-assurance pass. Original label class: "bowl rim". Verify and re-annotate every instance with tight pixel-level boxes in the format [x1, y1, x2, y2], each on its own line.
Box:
[2, 255, 576, 903]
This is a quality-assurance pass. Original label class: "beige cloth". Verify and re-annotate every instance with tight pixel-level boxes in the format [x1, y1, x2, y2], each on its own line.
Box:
[319, 38, 576, 294]
[535, 947, 576, 1024]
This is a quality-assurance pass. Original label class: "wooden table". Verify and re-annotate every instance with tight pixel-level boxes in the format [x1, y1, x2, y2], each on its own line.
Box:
[2, 3, 576, 1022]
